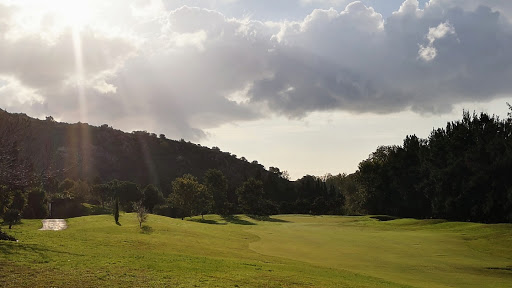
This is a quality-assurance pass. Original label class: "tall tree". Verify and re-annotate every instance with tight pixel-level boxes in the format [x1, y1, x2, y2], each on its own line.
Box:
[203, 169, 228, 214]
[142, 184, 164, 213]
[170, 174, 204, 218]
[114, 197, 120, 224]
[195, 185, 213, 220]
[237, 178, 265, 215]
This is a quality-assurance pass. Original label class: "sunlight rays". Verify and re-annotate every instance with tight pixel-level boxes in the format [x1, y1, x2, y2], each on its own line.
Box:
[70, 12, 91, 179]
[72, 28, 87, 123]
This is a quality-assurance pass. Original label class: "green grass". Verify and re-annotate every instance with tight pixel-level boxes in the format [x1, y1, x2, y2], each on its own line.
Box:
[1, 214, 511, 287]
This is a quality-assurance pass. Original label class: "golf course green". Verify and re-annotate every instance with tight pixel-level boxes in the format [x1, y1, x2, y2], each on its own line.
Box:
[1, 214, 511, 287]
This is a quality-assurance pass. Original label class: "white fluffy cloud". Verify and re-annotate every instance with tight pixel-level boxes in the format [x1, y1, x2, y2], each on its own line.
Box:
[1, 1, 512, 140]
[418, 21, 455, 61]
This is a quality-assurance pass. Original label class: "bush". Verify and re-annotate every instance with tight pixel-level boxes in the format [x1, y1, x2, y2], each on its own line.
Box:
[3, 209, 21, 229]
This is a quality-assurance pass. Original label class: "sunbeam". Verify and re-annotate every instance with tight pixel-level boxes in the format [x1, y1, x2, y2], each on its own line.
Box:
[72, 28, 87, 123]
[71, 24, 92, 178]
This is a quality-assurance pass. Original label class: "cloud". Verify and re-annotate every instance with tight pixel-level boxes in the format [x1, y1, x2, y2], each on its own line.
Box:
[427, 0, 512, 21]
[249, 1, 512, 115]
[300, 0, 349, 6]
[418, 21, 455, 62]
[1, 1, 512, 140]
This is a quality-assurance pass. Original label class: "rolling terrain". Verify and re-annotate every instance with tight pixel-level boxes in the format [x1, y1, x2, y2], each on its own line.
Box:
[1, 215, 511, 287]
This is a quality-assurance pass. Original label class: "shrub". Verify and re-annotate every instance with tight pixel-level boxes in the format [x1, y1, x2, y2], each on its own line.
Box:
[3, 209, 21, 229]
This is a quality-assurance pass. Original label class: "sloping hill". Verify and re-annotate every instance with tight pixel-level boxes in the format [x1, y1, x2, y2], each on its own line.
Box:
[0, 109, 269, 190]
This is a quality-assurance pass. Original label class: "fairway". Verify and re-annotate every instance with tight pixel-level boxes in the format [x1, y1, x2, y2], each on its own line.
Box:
[1, 215, 511, 287]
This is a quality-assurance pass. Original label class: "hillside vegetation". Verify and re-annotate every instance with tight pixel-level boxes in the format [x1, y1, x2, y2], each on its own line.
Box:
[0, 109, 270, 189]
[1, 214, 511, 287]
[2, 107, 512, 223]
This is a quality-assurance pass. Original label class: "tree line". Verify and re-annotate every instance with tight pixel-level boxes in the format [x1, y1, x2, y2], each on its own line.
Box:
[347, 108, 512, 223]
[2, 106, 512, 233]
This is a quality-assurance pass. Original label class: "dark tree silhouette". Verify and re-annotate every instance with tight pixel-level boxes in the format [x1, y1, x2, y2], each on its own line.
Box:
[142, 184, 164, 213]
[204, 169, 228, 214]
[3, 209, 21, 229]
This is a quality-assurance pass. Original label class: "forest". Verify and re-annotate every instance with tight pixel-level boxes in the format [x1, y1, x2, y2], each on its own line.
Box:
[1, 105, 512, 236]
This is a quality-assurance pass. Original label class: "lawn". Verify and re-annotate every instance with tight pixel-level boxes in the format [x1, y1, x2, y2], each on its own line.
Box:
[1, 214, 511, 287]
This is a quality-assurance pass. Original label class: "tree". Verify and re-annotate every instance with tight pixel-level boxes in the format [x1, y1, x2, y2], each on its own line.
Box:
[142, 184, 164, 213]
[170, 174, 205, 218]
[204, 169, 228, 214]
[114, 197, 120, 224]
[237, 178, 265, 215]
[0, 141, 35, 191]
[0, 143, 33, 237]
[10, 190, 26, 212]
[0, 185, 12, 216]
[42, 175, 59, 198]
[195, 185, 213, 220]
[73, 180, 92, 202]
[58, 178, 76, 199]
[108, 180, 142, 212]
[348, 107, 512, 223]
[3, 209, 21, 229]
[311, 197, 328, 215]
[91, 183, 112, 207]
[23, 188, 48, 219]
[133, 201, 148, 228]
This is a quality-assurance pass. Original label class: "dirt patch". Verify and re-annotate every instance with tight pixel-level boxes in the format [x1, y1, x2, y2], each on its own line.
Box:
[39, 219, 67, 231]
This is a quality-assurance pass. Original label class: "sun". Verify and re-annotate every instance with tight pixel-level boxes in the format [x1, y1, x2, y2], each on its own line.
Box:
[4, 0, 98, 30]
[49, 0, 96, 29]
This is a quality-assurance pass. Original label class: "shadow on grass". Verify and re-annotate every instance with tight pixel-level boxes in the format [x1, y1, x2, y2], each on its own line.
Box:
[370, 215, 401, 222]
[247, 215, 290, 223]
[0, 241, 84, 261]
[141, 225, 153, 234]
[486, 266, 512, 272]
[188, 218, 226, 225]
[0, 229, 17, 241]
[221, 215, 255, 225]
[116, 221, 122, 226]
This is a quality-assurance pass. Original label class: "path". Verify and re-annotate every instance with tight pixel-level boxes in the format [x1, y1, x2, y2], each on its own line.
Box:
[39, 219, 67, 231]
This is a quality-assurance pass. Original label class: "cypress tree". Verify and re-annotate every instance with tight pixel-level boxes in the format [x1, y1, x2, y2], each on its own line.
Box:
[114, 197, 120, 224]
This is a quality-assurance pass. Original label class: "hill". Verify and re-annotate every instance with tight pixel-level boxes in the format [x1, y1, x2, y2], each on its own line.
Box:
[0, 109, 271, 192]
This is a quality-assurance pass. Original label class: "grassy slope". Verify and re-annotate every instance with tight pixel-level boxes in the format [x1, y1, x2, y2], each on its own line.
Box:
[0, 214, 511, 288]
[250, 215, 512, 288]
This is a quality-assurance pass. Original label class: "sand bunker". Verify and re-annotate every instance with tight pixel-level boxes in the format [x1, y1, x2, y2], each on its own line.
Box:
[39, 219, 67, 231]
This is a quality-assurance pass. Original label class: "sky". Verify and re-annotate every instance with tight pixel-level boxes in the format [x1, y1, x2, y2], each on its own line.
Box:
[1, 0, 512, 180]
